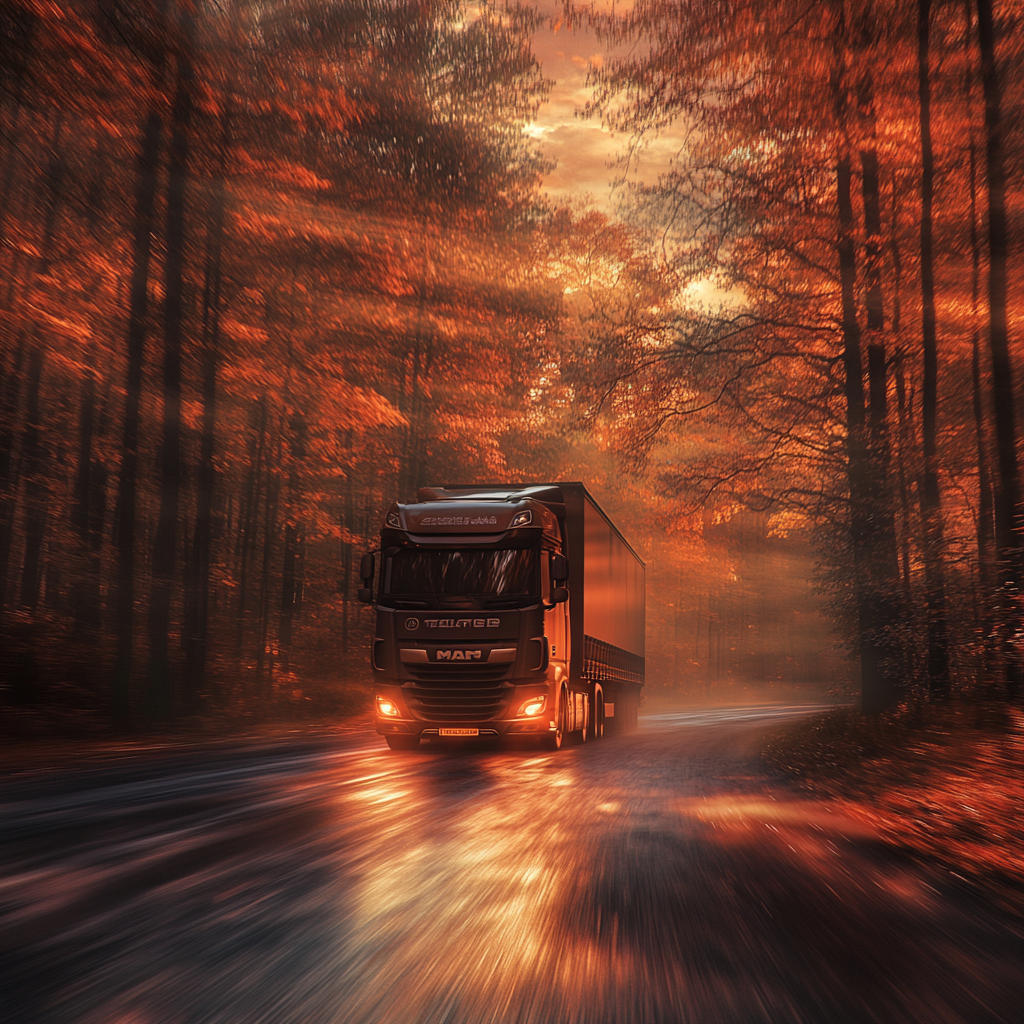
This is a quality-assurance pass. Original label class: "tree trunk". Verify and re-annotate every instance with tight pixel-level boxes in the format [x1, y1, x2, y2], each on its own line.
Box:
[917, 0, 950, 697]
[296, 527, 305, 623]
[888, 173, 917, 648]
[183, 68, 232, 712]
[278, 407, 308, 677]
[113, 99, 165, 725]
[279, 521, 298, 674]
[17, 113, 66, 616]
[73, 343, 103, 631]
[893, 359, 918, 683]
[0, 334, 26, 611]
[17, 341, 45, 613]
[968, 138, 996, 679]
[256, 464, 279, 701]
[0, 137, 53, 611]
[858, 58, 902, 695]
[147, 3, 196, 722]
[838, 152, 893, 713]
[341, 431, 354, 656]
[0, 4, 36, 245]
[236, 396, 267, 664]
[976, 0, 1022, 698]
[831, 4, 897, 713]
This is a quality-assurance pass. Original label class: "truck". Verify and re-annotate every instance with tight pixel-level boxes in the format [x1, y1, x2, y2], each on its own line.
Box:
[358, 482, 644, 750]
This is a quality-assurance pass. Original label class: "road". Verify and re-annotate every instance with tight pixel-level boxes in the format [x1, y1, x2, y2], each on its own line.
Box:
[2, 704, 1021, 1023]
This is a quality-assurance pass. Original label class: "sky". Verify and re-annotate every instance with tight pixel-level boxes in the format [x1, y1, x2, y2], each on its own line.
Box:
[525, 1, 683, 214]
[522, 3, 730, 306]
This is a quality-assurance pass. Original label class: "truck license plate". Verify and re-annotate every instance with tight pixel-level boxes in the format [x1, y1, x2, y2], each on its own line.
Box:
[439, 728, 479, 737]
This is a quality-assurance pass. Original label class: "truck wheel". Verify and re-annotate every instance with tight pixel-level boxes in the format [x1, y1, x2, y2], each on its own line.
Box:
[385, 735, 419, 751]
[575, 692, 589, 744]
[542, 727, 562, 751]
[593, 688, 605, 740]
[542, 686, 568, 751]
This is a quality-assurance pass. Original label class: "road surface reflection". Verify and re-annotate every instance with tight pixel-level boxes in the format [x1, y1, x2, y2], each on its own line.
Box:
[1, 704, 1020, 1023]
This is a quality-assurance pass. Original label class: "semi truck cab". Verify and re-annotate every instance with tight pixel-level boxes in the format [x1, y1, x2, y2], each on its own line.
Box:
[360, 483, 644, 751]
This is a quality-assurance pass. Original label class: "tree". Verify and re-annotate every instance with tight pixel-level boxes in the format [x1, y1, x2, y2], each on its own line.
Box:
[0, 0, 567, 727]
[975, 0, 1022, 697]
[581, 0, 1022, 705]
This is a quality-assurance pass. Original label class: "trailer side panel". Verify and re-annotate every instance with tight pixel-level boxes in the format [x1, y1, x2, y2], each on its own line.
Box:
[582, 495, 645, 655]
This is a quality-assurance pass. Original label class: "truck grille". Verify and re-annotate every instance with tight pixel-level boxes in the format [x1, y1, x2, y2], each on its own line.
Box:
[405, 681, 510, 722]
[405, 662, 511, 683]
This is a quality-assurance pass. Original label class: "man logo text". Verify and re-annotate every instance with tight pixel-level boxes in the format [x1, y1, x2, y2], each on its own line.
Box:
[435, 650, 482, 661]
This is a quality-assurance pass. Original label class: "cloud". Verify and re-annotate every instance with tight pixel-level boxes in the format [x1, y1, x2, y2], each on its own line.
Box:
[527, 4, 687, 213]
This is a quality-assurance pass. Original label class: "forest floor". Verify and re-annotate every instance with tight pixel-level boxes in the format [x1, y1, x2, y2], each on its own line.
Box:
[763, 699, 1024, 914]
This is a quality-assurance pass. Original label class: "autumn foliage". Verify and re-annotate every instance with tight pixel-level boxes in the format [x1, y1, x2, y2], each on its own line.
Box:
[0, 0, 567, 727]
[583, 0, 1023, 709]
[0, 0, 1020, 732]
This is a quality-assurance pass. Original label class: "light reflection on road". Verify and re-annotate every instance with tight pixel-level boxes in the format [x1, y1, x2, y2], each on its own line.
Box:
[1, 704, 1021, 1024]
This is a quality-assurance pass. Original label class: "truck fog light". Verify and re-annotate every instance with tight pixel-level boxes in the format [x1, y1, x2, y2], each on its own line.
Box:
[376, 696, 400, 717]
[517, 695, 546, 717]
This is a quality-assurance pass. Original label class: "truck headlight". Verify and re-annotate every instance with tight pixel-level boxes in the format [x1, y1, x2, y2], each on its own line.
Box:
[510, 509, 532, 527]
[517, 695, 546, 717]
[376, 696, 400, 717]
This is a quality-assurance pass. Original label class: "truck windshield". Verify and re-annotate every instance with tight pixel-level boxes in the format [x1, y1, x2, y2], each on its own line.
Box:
[384, 548, 538, 608]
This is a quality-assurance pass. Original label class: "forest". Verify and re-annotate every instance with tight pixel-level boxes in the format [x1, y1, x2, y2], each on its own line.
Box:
[0, 0, 1020, 733]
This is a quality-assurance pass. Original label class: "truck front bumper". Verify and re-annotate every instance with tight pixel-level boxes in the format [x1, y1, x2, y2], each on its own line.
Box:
[375, 687, 556, 737]
[374, 681, 554, 738]
[374, 716, 553, 737]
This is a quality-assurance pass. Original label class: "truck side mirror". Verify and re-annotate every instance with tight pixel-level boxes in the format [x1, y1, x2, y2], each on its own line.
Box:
[551, 553, 568, 583]
[359, 553, 375, 585]
[551, 586, 569, 604]
[358, 553, 375, 604]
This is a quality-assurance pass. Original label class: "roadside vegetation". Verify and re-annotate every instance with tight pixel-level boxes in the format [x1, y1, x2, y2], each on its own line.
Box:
[763, 700, 1024, 912]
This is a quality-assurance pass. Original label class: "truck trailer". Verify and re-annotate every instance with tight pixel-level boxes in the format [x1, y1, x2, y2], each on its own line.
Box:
[358, 482, 645, 750]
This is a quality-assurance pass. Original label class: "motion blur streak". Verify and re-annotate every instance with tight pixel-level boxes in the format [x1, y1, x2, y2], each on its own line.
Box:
[2, 706, 1021, 1024]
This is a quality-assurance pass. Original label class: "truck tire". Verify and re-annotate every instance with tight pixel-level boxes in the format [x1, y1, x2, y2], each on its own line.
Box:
[541, 728, 562, 751]
[542, 686, 568, 751]
[385, 735, 419, 751]
[593, 688, 605, 740]
[576, 692, 589, 744]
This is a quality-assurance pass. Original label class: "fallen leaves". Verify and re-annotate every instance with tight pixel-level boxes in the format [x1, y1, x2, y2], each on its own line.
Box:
[764, 702, 1024, 912]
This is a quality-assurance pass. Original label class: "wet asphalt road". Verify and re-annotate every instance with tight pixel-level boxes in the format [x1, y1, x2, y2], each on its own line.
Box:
[2, 704, 1022, 1024]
